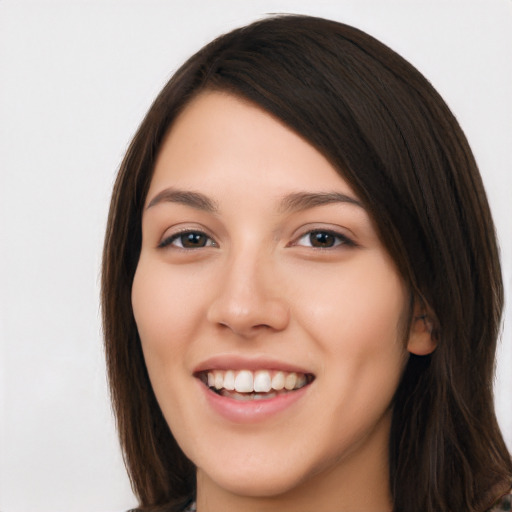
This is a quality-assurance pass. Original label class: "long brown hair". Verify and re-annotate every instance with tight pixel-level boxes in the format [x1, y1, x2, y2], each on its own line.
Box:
[102, 14, 511, 512]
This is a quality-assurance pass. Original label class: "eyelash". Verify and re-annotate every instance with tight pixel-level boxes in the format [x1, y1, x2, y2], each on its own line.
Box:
[158, 229, 355, 250]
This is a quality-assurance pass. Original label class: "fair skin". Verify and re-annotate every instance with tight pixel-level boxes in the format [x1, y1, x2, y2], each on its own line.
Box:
[132, 91, 434, 512]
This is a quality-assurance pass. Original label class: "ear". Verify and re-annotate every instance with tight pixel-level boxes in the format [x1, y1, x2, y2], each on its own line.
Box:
[407, 302, 437, 356]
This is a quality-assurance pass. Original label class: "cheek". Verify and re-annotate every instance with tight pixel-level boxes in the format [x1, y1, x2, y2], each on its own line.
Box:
[292, 253, 408, 367]
[131, 258, 211, 449]
[131, 258, 203, 372]
[294, 258, 408, 448]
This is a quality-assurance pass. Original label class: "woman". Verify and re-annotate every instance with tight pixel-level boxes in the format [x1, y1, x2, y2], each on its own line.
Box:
[102, 14, 512, 512]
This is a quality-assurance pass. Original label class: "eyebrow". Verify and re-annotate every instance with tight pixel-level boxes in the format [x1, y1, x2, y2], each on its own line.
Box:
[279, 191, 364, 213]
[146, 188, 364, 214]
[146, 188, 219, 212]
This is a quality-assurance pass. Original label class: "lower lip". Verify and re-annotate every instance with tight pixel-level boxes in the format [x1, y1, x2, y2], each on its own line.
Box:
[198, 380, 311, 424]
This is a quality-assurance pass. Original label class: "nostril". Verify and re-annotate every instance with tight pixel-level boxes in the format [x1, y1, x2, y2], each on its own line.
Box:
[207, 292, 290, 337]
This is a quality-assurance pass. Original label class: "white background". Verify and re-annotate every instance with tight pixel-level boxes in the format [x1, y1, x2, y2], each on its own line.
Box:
[0, 1, 510, 511]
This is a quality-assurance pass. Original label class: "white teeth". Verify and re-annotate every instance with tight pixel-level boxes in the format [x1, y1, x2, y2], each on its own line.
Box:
[284, 372, 297, 390]
[234, 370, 253, 392]
[253, 370, 272, 392]
[223, 370, 235, 391]
[271, 371, 285, 390]
[214, 371, 224, 390]
[204, 369, 310, 394]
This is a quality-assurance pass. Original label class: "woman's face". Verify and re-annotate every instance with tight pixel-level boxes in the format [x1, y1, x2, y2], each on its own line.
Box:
[132, 91, 422, 504]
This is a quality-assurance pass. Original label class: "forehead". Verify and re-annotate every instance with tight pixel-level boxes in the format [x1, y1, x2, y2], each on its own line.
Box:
[149, 91, 358, 203]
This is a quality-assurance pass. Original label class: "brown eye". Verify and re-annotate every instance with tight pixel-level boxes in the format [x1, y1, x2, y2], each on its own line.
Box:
[180, 232, 209, 248]
[159, 231, 216, 249]
[309, 231, 337, 248]
[294, 230, 354, 249]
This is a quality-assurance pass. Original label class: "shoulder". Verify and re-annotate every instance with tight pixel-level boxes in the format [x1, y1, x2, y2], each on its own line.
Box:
[487, 489, 512, 511]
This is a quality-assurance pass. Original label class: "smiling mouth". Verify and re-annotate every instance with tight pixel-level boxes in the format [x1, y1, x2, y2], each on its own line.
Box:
[197, 369, 314, 401]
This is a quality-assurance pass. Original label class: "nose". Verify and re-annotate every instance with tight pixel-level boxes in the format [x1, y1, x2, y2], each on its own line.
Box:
[206, 250, 290, 338]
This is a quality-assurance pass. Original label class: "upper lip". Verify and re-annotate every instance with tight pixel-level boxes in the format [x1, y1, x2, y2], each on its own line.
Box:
[193, 354, 314, 375]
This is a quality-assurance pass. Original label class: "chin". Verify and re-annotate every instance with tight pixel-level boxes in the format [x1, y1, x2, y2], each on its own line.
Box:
[199, 463, 308, 498]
